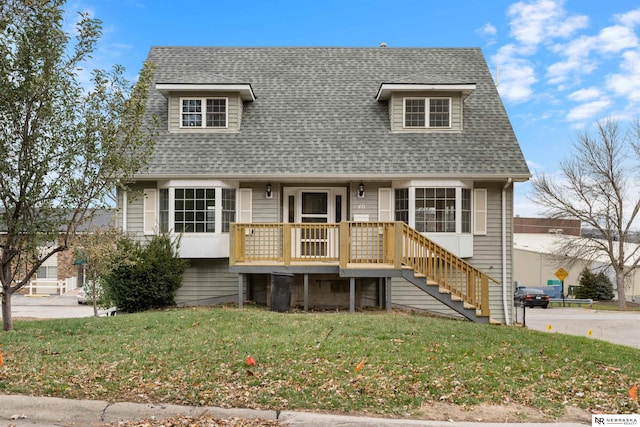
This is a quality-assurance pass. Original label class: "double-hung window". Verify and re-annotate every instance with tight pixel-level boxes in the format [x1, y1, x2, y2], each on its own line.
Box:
[181, 97, 227, 128]
[403, 97, 451, 129]
[160, 188, 236, 233]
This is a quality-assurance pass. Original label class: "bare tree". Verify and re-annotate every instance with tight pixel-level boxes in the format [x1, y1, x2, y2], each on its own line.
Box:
[531, 119, 640, 310]
[0, 0, 155, 331]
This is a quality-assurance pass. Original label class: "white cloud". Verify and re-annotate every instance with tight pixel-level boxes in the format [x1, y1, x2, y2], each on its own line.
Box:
[547, 54, 596, 85]
[493, 45, 537, 102]
[568, 87, 601, 102]
[545, 24, 638, 85]
[607, 49, 640, 102]
[597, 25, 638, 53]
[615, 8, 640, 27]
[493, 0, 591, 101]
[506, 0, 588, 52]
[566, 100, 612, 122]
[477, 23, 497, 37]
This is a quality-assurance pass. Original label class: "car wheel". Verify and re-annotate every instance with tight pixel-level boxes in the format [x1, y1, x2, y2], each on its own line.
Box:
[542, 304, 548, 309]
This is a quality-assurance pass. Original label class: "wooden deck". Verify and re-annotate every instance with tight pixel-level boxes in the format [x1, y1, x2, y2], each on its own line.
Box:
[230, 221, 497, 318]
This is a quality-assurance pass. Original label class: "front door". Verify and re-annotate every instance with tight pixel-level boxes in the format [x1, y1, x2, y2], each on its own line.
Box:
[284, 187, 347, 258]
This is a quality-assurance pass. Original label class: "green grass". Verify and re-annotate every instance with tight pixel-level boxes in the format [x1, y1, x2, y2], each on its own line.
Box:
[1, 306, 639, 419]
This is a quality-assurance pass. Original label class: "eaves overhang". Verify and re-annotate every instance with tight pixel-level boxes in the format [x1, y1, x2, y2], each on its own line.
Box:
[376, 83, 476, 101]
[133, 172, 531, 183]
[156, 83, 256, 101]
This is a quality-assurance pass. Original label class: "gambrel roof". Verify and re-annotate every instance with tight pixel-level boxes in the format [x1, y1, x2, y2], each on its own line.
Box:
[141, 46, 530, 180]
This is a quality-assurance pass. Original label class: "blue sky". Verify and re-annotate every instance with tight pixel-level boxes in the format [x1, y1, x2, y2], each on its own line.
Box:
[65, 0, 640, 217]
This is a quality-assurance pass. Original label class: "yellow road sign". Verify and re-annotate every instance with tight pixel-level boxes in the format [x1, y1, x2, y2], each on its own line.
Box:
[555, 268, 568, 282]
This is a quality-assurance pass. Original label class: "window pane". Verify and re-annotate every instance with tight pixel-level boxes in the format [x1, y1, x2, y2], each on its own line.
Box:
[394, 188, 409, 223]
[461, 189, 471, 233]
[159, 189, 169, 233]
[429, 98, 450, 128]
[302, 193, 328, 214]
[182, 100, 203, 127]
[206, 99, 227, 127]
[415, 187, 457, 233]
[405, 99, 425, 127]
[174, 187, 216, 233]
[221, 188, 236, 232]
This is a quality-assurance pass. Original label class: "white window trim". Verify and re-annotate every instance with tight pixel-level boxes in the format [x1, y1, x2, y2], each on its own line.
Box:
[402, 97, 452, 129]
[179, 97, 229, 129]
[473, 188, 488, 235]
[143, 188, 157, 235]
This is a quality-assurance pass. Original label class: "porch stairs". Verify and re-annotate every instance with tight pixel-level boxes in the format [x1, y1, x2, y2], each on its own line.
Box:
[399, 267, 490, 324]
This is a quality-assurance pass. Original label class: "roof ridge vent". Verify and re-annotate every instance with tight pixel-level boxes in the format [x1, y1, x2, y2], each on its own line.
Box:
[379, 42, 387, 48]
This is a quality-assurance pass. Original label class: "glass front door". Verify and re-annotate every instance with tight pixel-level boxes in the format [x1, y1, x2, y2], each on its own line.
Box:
[301, 192, 329, 223]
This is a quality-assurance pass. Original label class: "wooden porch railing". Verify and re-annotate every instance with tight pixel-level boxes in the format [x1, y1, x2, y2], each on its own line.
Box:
[230, 222, 498, 316]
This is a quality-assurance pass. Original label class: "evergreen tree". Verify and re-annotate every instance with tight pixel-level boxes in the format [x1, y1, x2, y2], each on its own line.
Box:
[576, 268, 615, 301]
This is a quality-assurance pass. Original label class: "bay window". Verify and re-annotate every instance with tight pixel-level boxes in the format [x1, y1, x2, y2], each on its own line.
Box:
[394, 187, 472, 233]
[159, 187, 236, 234]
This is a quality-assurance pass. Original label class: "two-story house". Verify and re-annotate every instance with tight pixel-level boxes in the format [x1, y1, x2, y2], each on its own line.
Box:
[119, 46, 530, 324]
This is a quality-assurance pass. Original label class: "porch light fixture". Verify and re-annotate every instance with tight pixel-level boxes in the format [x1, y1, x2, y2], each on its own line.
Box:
[358, 182, 365, 198]
[266, 183, 273, 199]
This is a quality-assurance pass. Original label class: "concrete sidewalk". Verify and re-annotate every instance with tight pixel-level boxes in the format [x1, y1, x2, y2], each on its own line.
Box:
[0, 394, 590, 426]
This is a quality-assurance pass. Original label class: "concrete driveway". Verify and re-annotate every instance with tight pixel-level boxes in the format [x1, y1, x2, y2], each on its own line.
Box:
[523, 307, 640, 349]
[10, 293, 95, 319]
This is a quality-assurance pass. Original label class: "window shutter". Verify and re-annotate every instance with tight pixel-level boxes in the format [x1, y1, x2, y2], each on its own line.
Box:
[378, 188, 393, 221]
[473, 188, 487, 235]
[143, 188, 157, 235]
[237, 188, 252, 223]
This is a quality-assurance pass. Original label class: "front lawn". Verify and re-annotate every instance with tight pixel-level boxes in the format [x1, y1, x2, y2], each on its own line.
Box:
[1, 306, 638, 420]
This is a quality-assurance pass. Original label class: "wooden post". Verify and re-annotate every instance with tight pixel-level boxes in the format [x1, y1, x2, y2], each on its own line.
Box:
[385, 277, 392, 312]
[339, 221, 349, 269]
[393, 222, 403, 268]
[304, 274, 309, 312]
[229, 223, 237, 265]
[238, 274, 244, 309]
[349, 277, 355, 313]
[481, 275, 490, 317]
[283, 224, 291, 265]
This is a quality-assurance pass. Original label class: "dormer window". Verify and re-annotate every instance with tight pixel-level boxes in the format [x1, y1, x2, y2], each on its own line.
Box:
[376, 83, 474, 133]
[404, 97, 451, 129]
[181, 97, 227, 128]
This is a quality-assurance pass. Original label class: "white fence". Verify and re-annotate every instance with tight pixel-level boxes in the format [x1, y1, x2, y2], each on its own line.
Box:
[28, 277, 77, 296]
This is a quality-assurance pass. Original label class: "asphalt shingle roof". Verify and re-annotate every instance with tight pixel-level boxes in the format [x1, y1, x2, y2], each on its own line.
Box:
[141, 46, 530, 180]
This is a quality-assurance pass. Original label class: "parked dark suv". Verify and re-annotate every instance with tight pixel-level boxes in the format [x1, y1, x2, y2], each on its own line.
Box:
[514, 287, 549, 309]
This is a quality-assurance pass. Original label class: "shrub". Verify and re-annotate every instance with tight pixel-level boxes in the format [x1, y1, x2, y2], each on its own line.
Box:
[102, 234, 189, 312]
[576, 268, 615, 301]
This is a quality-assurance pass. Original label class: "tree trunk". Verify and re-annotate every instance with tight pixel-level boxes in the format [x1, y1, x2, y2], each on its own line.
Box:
[2, 287, 12, 331]
[616, 269, 627, 310]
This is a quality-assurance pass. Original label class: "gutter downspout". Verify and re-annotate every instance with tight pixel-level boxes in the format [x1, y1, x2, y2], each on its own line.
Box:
[502, 178, 512, 325]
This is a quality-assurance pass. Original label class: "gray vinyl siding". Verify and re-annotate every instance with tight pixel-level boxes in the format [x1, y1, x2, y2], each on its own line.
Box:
[168, 92, 242, 132]
[389, 92, 463, 132]
[124, 183, 151, 235]
[390, 277, 463, 318]
[468, 183, 513, 323]
[244, 182, 280, 222]
[350, 181, 390, 221]
[177, 259, 240, 305]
